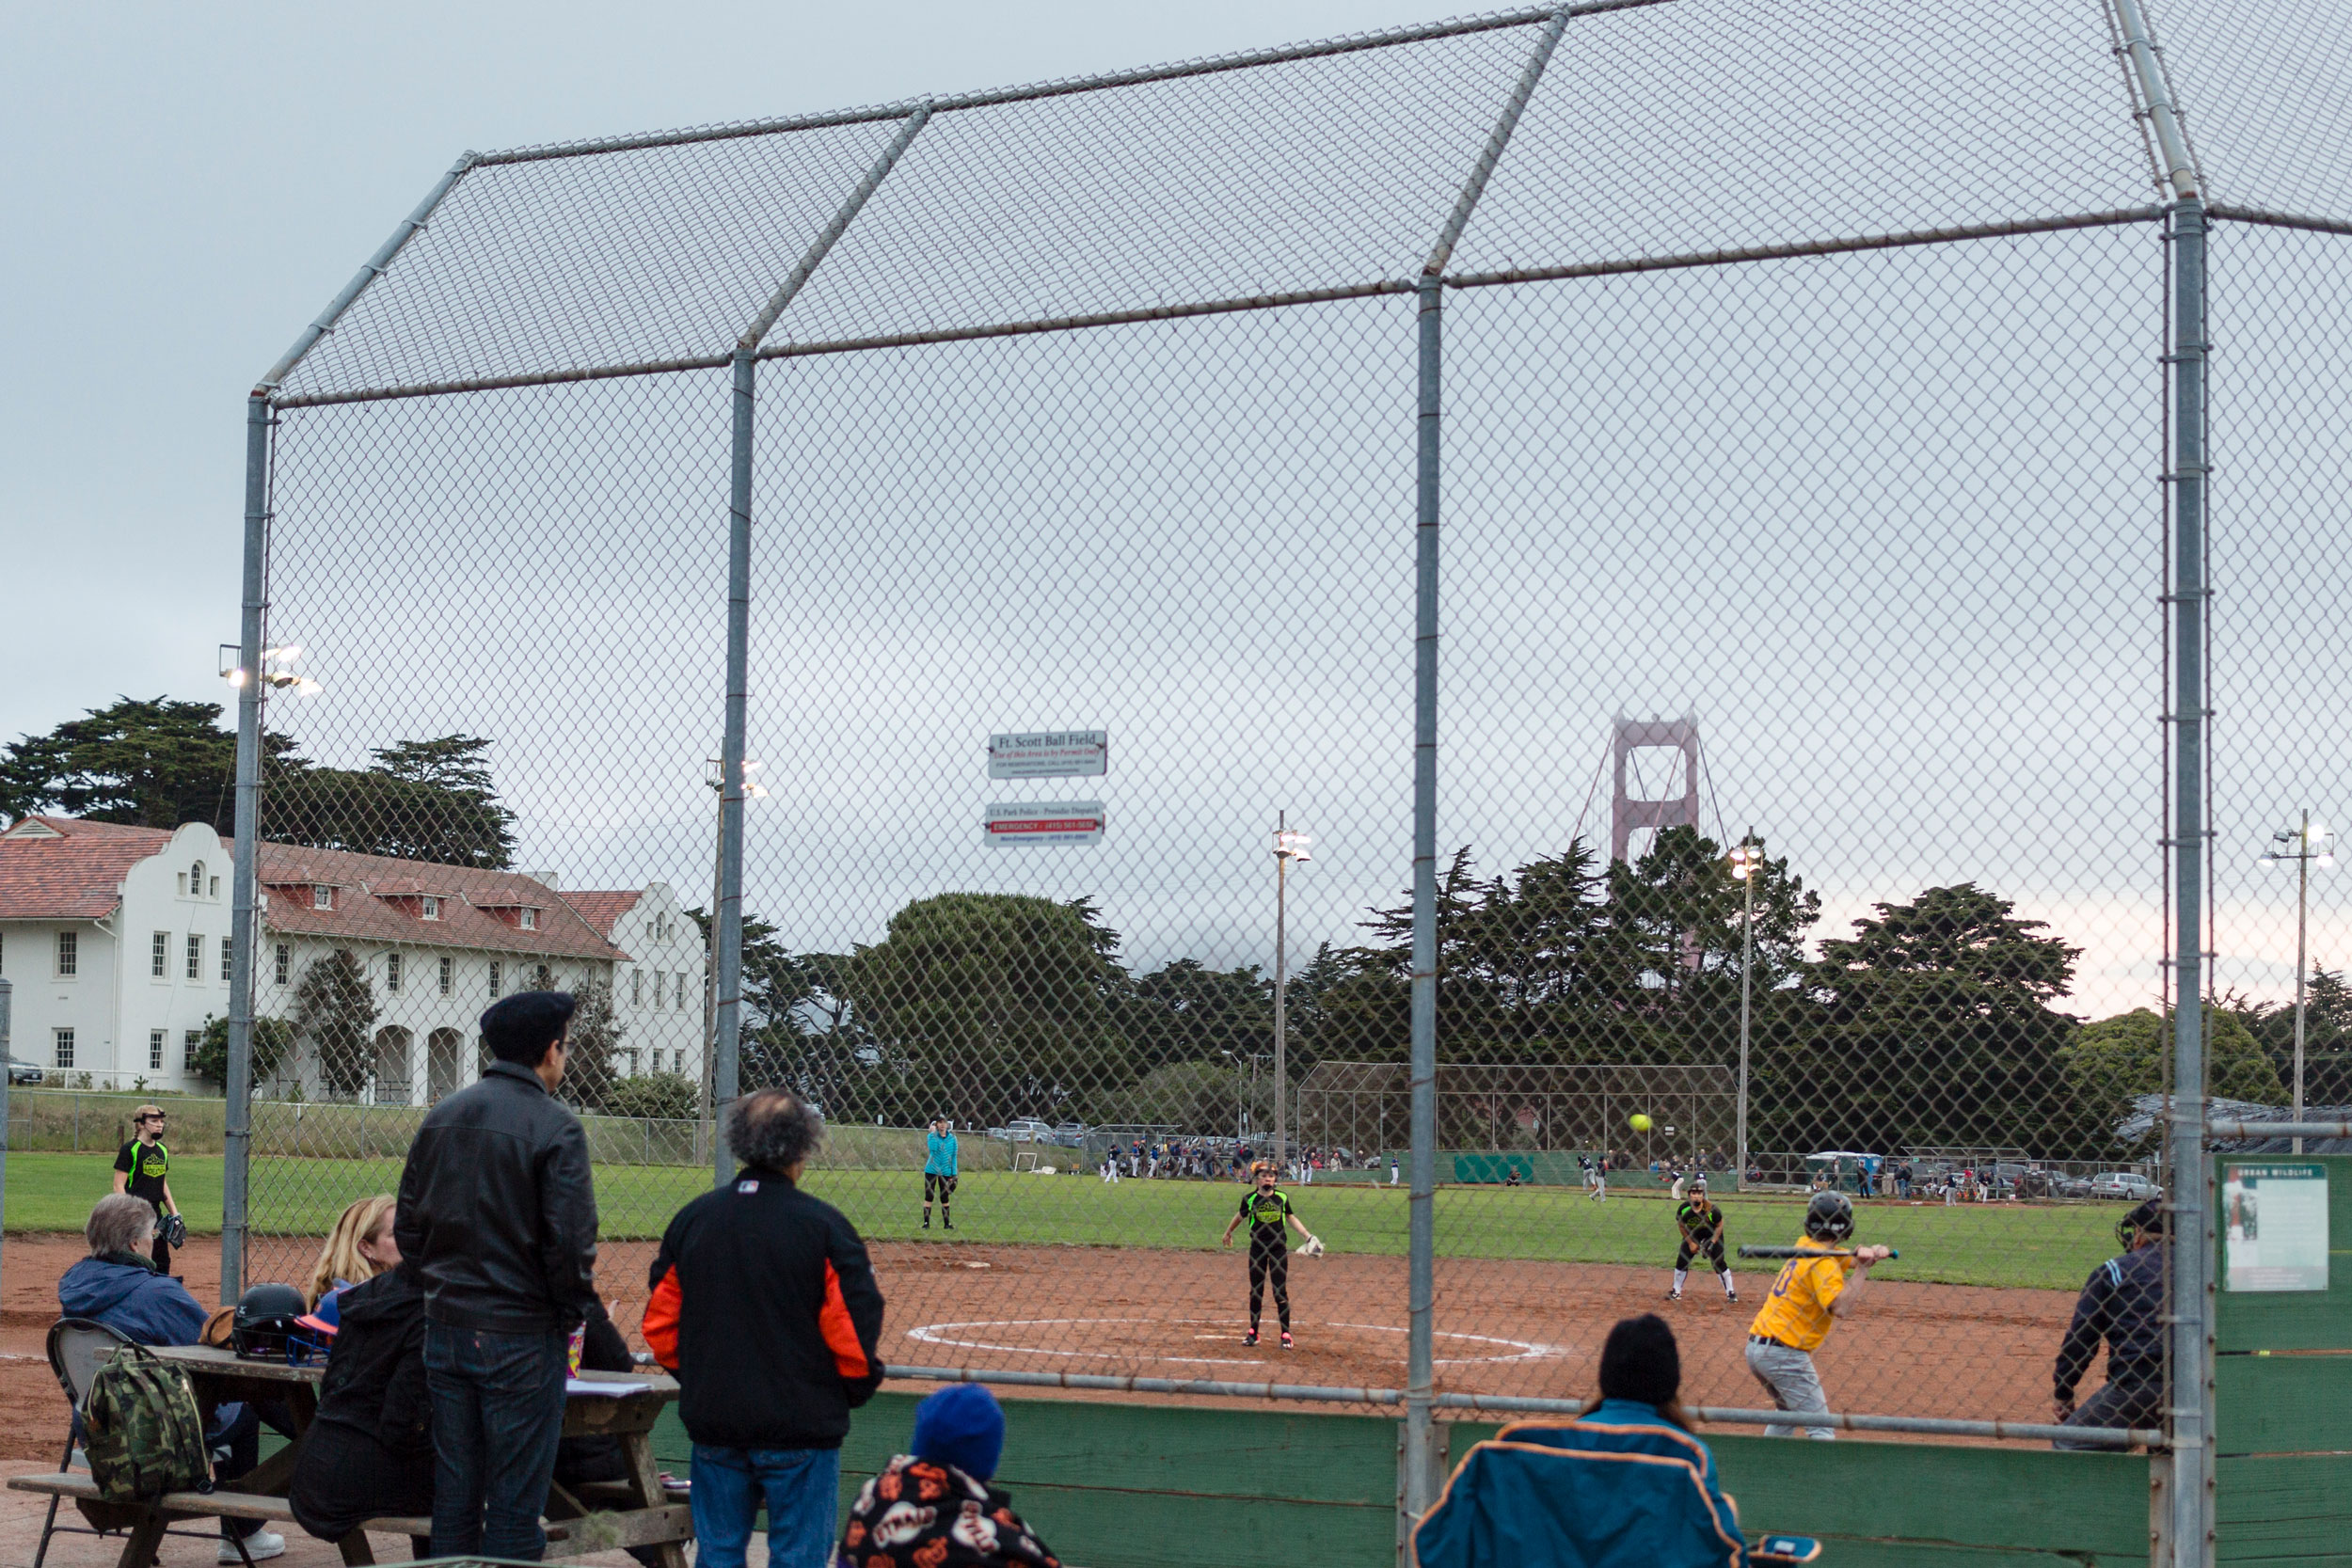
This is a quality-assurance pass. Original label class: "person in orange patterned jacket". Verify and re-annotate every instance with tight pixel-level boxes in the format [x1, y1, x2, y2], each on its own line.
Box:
[836, 1386, 1060, 1568]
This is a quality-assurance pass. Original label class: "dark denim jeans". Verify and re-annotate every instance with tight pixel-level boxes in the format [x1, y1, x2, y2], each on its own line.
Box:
[423, 1322, 569, 1561]
[689, 1444, 841, 1568]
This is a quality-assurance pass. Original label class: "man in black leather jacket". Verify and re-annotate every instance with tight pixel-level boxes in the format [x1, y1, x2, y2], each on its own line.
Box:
[395, 990, 599, 1561]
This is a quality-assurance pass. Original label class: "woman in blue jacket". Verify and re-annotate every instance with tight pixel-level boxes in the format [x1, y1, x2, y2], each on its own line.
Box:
[1414, 1314, 1754, 1568]
[923, 1117, 960, 1231]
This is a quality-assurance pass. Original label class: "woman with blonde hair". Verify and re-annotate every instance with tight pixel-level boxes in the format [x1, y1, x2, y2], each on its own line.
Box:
[307, 1195, 400, 1308]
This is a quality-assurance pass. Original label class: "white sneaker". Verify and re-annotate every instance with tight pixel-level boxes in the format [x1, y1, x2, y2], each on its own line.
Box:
[222, 1529, 286, 1563]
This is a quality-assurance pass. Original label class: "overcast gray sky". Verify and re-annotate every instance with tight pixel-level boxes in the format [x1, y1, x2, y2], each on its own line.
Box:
[6, 0, 2346, 1020]
[0, 0, 1443, 747]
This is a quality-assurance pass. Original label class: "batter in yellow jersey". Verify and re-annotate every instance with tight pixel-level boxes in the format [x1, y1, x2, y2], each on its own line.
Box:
[1743, 1192, 1890, 1438]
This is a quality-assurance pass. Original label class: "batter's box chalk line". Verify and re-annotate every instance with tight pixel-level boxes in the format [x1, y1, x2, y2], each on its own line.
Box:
[902, 1317, 1568, 1368]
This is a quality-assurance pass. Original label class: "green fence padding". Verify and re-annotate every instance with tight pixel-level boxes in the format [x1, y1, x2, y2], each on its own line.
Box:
[2217, 1452, 2352, 1563]
[1445, 1422, 2145, 1560]
[2217, 1354, 2352, 1455]
[2215, 1154, 2352, 1354]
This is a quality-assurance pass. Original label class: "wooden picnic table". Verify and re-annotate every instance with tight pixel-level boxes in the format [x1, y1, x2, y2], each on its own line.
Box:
[8, 1344, 691, 1568]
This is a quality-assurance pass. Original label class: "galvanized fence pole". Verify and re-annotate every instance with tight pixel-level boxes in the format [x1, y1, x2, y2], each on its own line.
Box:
[222, 392, 271, 1304]
[0, 975, 11, 1299]
[2166, 190, 2213, 1568]
[712, 348, 755, 1188]
[1404, 271, 1443, 1527]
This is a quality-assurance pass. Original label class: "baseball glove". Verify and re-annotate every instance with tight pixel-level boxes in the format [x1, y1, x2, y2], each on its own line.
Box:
[163, 1212, 187, 1249]
[1299, 1234, 1326, 1258]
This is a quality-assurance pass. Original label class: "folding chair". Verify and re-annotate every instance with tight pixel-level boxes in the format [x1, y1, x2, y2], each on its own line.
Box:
[37, 1318, 257, 1568]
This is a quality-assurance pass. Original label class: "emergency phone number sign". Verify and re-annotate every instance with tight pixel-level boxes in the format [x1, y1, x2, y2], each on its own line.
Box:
[984, 800, 1105, 847]
[988, 731, 1107, 779]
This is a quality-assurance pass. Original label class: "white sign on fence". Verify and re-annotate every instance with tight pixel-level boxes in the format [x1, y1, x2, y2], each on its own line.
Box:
[985, 800, 1105, 847]
[988, 731, 1108, 779]
[2223, 1161, 2330, 1291]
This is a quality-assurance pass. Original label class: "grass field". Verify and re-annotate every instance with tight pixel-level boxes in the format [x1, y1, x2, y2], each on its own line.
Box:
[6, 1155, 2115, 1291]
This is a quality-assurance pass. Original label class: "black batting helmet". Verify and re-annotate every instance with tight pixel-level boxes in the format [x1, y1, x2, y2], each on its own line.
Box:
[1804, 1191, 1855, 1243]
[2117, 1197, 2165, 1251]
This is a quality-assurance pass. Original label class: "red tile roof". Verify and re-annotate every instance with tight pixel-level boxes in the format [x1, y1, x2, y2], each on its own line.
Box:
[0, 816, 628, 964]
[556, 890, 643, 939]
[0, 817, 174, 918]
[257, 843, 626, 963]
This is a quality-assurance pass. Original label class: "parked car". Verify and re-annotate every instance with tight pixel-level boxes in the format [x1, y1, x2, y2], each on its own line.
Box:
[5, 1058, 42, 1086]
[1050, 1122, 1089, 1148]
[990, 1117, 1056, 1143]
[2051, 1173, 2094, 1199]
[2089, 1171, 2162, 1201]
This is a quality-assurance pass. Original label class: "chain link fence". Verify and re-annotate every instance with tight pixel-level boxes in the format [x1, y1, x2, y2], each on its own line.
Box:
[223, 0, 2349, 1509]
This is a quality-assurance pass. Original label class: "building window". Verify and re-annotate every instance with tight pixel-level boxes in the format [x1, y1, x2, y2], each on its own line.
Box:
[209, 877, 220, 897]
[314, 885, 334, 911]
[519, 908, 538, 930]
[533, 963, 551, 990]
[387, 952, 403, 994]
[421, 896, 440, 921]
[488, 961, 502, 998]
[189, 861, 205, 897]
[150, 1029, 166, 1070]
[630, 971, 643, 1006]
[56, 930, 77, 977]
[677, 973, 691, 1011]
[184, 1030, 202, 1070]
[152, 931, 169, 978]
[222, 941, 233, 983]
[54, 1028, 74, 1069]
[438, 956, 453, 996]
[177, 874, 187, 895]
[275, 943, 291, 986]
[186, 934, 202, 980]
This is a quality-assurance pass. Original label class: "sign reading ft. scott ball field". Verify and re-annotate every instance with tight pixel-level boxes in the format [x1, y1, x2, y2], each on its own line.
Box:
[988, 731, 1107, 779]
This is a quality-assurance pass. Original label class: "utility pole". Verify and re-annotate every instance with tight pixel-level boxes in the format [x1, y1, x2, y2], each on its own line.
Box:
[1271, 816, 1311, 1175]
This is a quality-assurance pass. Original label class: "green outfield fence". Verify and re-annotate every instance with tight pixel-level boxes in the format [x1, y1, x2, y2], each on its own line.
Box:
[218, 0, 2352, 1559]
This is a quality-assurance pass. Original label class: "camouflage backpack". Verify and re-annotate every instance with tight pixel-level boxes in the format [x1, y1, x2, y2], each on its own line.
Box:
[82, 1343, 213, 1502]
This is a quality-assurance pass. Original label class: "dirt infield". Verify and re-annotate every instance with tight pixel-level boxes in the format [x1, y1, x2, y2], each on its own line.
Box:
[0, 1231, 2100, 1461]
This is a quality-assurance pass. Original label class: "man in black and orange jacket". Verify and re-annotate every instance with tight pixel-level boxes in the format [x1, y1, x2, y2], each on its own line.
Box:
[643, 1087, 884, 1568]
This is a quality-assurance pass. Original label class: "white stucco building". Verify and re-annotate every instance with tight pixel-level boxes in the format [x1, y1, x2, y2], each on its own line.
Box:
[0, 815, 706, 1101]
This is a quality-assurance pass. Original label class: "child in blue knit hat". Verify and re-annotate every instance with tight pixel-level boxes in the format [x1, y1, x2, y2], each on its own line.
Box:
[836, 1386, 1061, 1567]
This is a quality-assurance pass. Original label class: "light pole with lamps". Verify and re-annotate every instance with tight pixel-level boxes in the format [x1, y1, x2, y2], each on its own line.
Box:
[2260, 812, 2334, 1154]
[1272, 816, 1311, 1177]
[1728, 831, 1759, 1190]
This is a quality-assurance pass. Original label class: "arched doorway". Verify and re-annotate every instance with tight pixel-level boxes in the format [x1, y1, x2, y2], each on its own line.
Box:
[427, 1027, 464, 1103]
[372, 1026, 412, 1105]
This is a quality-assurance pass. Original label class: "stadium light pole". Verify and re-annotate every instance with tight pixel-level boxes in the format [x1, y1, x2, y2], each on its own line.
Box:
[1728, 832, 1759, 1192]
[2259, 811, 2333, 1154]
[1271, 816, 1311, 1175]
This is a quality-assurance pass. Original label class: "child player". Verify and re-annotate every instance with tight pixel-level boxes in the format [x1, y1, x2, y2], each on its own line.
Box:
[1219, 1160, 1320, 1348]
[1667, 1175, 1737, 1303]
[1744, 1192, 1890, 1437]
[113, 1105, 182, 1273]
[922, 1115, 959, 1230]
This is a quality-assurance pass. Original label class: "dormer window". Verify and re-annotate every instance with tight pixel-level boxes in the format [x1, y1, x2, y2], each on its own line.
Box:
[421, 896, 441, 921]
[519, 908, 538, 930]
[313, 885, 335, 911]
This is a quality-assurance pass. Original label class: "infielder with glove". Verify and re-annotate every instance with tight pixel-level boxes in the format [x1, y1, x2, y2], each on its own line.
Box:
[1668, 1176, 1737, 1303]
[1744, 1192, 1888, 1438]
[113, 1105, 183, 1273]
[1220, 1160, 1319, 1348]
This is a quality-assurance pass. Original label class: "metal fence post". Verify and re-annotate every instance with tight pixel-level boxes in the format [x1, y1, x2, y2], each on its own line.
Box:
[2111, 0, 2212, 1557]
[2165, 192, 2213, 1568]
[712, 348, 755, 1188]
[1404, 272, 1443, 1531]
[0, 975, 12, 1299]
[221, 391, 272, 1303]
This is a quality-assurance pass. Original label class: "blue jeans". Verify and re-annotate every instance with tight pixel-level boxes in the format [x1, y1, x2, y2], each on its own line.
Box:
[423, 1322, 569, 1560]
[689, 1444, 841, 1568]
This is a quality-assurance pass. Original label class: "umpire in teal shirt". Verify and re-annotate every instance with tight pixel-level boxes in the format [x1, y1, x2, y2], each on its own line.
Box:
[923, 1117, 960, 1231]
